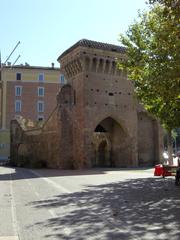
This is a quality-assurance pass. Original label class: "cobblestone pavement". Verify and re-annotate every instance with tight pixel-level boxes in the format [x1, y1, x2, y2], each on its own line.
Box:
[0, 167, 180, 240]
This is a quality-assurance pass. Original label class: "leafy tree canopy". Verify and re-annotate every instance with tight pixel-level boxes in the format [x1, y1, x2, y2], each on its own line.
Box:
[118, 0, 180, 131]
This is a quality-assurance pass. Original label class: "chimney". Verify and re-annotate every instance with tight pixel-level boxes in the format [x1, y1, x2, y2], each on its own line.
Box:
[51, 62, 54, 68]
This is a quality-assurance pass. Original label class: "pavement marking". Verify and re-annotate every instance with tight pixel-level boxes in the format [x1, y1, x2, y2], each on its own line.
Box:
[34, 190, 40, 197]
[27, 181, 32, 186]
[28, 169, 119, 231]
[0, 237, 19, 240]
[29, 170, 71, 194]
[24, 176, 40, 198]
[28, 169, 125, 230]
[23, 170, 62, 224]
[48, 209, 57, 218]
[9, 173, 19, 240]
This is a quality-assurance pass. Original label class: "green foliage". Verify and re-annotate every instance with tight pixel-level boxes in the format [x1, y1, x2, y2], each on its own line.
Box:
[118, 1, 180, 131]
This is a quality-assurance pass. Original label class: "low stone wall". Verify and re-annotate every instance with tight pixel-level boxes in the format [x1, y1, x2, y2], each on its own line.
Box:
[10, 106, 62, 168]
[10, 83, 78, 169]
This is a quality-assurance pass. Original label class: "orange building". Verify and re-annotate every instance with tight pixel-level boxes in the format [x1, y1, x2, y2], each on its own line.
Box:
[0, 64, 65, 159]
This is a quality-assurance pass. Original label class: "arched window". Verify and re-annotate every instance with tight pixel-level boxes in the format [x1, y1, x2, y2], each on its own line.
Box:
[91, 58, 97, 72]
[104, 60, 110, 74]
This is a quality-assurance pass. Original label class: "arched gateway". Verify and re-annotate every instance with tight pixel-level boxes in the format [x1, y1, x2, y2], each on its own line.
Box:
[92, 117, 130, 167]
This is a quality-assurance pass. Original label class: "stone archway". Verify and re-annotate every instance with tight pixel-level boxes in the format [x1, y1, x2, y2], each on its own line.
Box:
[92, 133, 111, 167]
[92, 117, 130, 167]
[97, 140, 110, 167]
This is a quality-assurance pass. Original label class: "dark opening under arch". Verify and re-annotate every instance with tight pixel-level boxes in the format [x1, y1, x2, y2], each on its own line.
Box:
[93, 117, 129, 167]
[95, 125, 107, 132]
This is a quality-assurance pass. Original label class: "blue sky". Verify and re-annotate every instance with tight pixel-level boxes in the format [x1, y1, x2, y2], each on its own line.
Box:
[1, 0, 148, 67]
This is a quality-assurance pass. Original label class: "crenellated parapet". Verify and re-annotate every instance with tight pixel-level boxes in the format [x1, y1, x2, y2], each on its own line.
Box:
[60, 53, 125, 78]
[83, 55, 124, 76]
[58, 39, 126, 79]
[63, 58, 83, 78]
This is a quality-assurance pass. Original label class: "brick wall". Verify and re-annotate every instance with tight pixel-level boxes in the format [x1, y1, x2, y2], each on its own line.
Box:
[10, 41, 163, 169]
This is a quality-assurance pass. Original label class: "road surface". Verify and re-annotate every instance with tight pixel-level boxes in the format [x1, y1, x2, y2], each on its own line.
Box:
[0, 166, 180, 240]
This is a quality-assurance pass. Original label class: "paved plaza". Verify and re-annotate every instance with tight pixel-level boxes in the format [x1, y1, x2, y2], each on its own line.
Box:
[0, 166, 180, 240]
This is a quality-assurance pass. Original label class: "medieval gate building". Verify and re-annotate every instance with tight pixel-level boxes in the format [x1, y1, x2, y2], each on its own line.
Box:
[10, 39, 163, 168]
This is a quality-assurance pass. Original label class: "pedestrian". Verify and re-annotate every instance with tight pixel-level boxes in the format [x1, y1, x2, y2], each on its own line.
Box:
[175, 156, 180, 186]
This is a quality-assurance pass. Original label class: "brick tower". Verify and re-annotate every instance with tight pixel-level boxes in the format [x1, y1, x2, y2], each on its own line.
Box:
[57, 39, 162, 168]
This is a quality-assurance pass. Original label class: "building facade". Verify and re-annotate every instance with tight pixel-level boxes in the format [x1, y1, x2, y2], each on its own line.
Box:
[0, 64, 64, 159]
[10, 39, 163, 168]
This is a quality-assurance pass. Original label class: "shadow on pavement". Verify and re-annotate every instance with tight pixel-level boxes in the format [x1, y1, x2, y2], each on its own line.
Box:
[0, 167, 108, 181]
[0, 166, 152, 181]
[29, 177, 180, 240]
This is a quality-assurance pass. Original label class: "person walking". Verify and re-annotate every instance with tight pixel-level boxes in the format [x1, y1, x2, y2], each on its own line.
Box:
[175, 156, 180, 185]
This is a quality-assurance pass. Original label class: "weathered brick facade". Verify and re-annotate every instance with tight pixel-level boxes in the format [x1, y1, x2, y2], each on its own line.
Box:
[10, 39, 163, 168]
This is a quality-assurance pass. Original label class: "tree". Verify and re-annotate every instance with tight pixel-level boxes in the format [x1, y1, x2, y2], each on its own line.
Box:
[118, 0, 180, 164]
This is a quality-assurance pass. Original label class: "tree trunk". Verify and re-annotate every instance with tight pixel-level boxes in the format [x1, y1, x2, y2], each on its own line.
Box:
[167, 129, 173, 165]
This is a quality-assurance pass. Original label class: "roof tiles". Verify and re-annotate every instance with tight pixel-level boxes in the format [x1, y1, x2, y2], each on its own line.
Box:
[58, 39, 125, 60]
